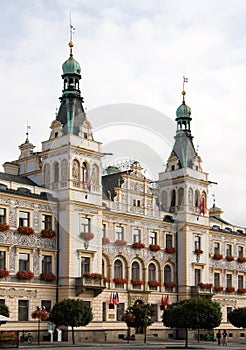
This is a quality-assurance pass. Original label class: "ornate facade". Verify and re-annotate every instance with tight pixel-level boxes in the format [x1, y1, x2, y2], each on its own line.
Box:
[0, 34, 246, 342]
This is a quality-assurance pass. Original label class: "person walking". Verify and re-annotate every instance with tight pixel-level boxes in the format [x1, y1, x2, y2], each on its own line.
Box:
[222, 330, 228, 346]
[216, 330, 221, 345]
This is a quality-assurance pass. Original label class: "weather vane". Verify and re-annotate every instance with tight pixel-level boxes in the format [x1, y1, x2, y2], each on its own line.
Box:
[182, 76, 188, 102]
[26, 121, 31, 142]
[69, 11, 75, 55]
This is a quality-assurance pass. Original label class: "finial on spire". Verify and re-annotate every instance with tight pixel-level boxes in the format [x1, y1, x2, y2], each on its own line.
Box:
[182, 76, 188, 102]
[212, 193, 216, 207]
[26, 121, 31, 143]
[69, 11, 75, 55]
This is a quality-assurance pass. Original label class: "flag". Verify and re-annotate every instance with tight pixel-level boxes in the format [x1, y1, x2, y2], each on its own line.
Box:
[200, 197, 205, 216]
[183, 76, 188, 83]
[109, 293, 113, 305]
[86, 174, 91, 192]
[114, 292, 119, 305]
[161, 295, 169, 307]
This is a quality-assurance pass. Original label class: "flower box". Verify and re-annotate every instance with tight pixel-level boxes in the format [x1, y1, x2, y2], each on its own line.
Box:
[103, 276, 110, 283]
[31, 308, 49, 321]
[198, 282, 213, 289]
[226, 286, 235, 293]
[80, 232, 94, 241]
[213, 286, 223, 292]
[113, 277, 127, 284]
[0, 269, 9, 278]
[83, 272, 103, 280]
[40, 273, 56, 281]
[237, 257, 246, 263]
[16, 270, 34, 279]
[194, 249, 203, 255]
[131, 279, 144, 285]
[148, 280, 161, 287]
[132, 242, 145, 249]
[115, 240, 127, 246]
[41, 229, 56, 238]
[18, 226, 35, 235]
[238, 288, 246, 294]
[149, 244, 161, 252]
[165, 247, 176, 254]
[212, 254, 223, 260]
[164, 281, 175, 288]
[226, 255, 234, 261]
[102, 237, 110, 245]
[0, 223, 10, 232]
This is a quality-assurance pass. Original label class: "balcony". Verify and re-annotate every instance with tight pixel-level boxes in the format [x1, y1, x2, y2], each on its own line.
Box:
[75, 276, 105, 297]
[190, 285, 213, 297]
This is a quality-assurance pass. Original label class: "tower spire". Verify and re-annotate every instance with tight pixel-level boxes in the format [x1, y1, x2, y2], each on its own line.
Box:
[182, 76, 188, 103]
[69, 11, 75, 56]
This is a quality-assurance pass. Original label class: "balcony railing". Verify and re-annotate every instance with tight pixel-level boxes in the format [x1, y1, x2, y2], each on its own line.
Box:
[75, 276, 105, 296]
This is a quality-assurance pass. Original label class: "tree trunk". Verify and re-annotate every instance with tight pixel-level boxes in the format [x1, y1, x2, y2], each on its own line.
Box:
[72, 326, 75, 345]
[144, 325, 147, 343]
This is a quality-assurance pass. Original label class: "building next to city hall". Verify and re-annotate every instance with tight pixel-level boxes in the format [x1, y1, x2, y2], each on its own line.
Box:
[0, 31, 246, 342]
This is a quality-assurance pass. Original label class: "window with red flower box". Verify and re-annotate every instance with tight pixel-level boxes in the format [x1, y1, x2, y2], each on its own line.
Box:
[16, 271, 34, 279]
[148, 280, 161, 287]
[18, 226, 35, 235]
[113, 277, 127, 284]
[132, 242, 145, 249]
[40, 273, 56, 282]
[226, 256, 234, 261]
[149, 244, 160, 252]
[164, 281, 175, 288]
[213, 286, 223, 292]
[212, 254, 223, 260]
[40, 230, 56, 238]
[165, 247, 176, 254]
[226, 286, 235, 293]
[131, 279, 144, 285]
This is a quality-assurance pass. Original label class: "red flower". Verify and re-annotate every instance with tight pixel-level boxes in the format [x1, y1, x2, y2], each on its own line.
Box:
[226, 286, 235, 293]
[115, 240, 127, 246]
[81, 232, 94, 241]
[238, 288, 246, 294]
[198, 282, 213, 289]
[212, 254, 223, 260]
[31, 308, 49, 321]
[0, 269, 9, 278]
[16, 271, 34, 279]
[165, 247, 176, 254]
[83, 272, 103, 279]
[213, 286, 223, 292]
[102, 237, 110, 245]
[148, 280, 161, 287]
[131, 279, 144, 285]
[103, 276, 110, 283]
[194, 249, 203, 255]
[164, 281, 175, 288]
[18, 226, 35, 235]
[226, 255, 234, 261]
[149, 244, 161, 252]
[0, 223, 10, 232]
[237, 257, 246, 263]
[40, 273, 56, 281]
[40, 230, 56, 238]
[132, 242, 145, 249]
[113, 277, 127, 284]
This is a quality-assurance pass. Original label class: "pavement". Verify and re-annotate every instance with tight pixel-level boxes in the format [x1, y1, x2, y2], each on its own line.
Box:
[18, 338, 246, 350]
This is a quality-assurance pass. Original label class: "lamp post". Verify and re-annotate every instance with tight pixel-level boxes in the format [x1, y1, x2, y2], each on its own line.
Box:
[31, 306, 49, 345]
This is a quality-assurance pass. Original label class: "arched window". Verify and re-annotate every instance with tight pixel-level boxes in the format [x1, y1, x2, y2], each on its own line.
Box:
[170, 189, 176, 212]
[114, 259, 123, 279]
[164, 265, 171, 283]
[44, 164, 50, 187]
[148, 263, 156, 281]
[54, 162, 59, 183]
[131, 261, 140, 280]
[195, 190, 200, 207]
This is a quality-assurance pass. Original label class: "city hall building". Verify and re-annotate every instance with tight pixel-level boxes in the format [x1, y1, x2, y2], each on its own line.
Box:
[0, 35, 246, 341]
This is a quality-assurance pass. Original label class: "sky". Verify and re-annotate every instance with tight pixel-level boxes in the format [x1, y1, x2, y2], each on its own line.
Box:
[0, 0, 246, 226]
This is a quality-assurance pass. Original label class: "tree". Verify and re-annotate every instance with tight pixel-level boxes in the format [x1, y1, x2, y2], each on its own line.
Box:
[228, 307, 246, 328]
[162, 297, 222, 348]
[121, 302, 156, 343]
[0, 303, 9, 326]
[50, 299, 93, 344]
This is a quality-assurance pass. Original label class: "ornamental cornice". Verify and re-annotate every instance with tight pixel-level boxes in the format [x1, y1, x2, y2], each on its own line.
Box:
[0, 287, 37, 299]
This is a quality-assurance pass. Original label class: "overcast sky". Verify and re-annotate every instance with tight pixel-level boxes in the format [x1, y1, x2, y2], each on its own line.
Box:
[0, 0, 246, 226]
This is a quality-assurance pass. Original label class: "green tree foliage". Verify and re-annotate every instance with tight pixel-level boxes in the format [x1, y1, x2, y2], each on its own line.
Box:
[228, 307, 246, 328]
[162, 298, 222, 348]
[50, 299, 93, 344]
[0, 303, 9, 318]
[121, 302, 156, 343]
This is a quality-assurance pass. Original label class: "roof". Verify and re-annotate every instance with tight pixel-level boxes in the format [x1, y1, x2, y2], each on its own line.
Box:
[102, 170, 131, 201]
[171, 133, 197, 168]
[0, 172, 39, 186]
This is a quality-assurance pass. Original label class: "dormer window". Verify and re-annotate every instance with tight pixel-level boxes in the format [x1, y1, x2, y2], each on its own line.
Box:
[84, 133, 88, 139]
[171, 165, 175, 171]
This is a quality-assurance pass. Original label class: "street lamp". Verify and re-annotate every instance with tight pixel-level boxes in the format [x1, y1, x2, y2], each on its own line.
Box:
[31, 306, 49, 345]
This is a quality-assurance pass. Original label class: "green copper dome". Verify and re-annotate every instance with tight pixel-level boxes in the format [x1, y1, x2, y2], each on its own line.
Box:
[62, 55, 81, 75]
[176, 101, 191, 118]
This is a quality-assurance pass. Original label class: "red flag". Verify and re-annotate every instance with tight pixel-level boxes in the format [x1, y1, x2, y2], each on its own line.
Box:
[86, 174, 91, 192]
[161, 295, 169, 307]
[114, 292, 119, 305]
[109, 293, 113, 305]
[200, 197, 205, 216]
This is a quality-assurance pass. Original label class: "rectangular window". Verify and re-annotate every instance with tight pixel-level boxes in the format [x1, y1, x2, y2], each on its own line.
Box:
[42, 255, 52, 274]
[81, 257, 90, 275]
[115, 226, 124, 241]
[214, 272, 220, 287]
[238, 246, 244, 258]
[0, 251, 6, 270]
[19, 211, 30, 227]
[41, 300, 52, 312]
[0, 208, 6, 224]
[238, 275, 244, 289]
[18, 300, 29, 321]
[102, 224, 106, 238]
[226, 244, 232, 256]
[0, 299, 5, 305]
[195, 269, 201, 286]
[214, 242, 220, 255]
[227, 307, 232, 322]
[42, 214, 52, 231]
[194, 236, 201, 250]
[166, 234, 173, 248]
[226, 274, 232, 287]
[133, 228, 141, 243]
[81, 217, 90, 233]
[149, 231, 157, 245]
[116, 303, 124, 321]
[19, 253, 30, 271]
[151, 304, 158, 322]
